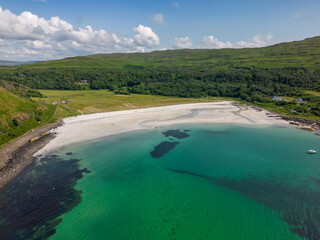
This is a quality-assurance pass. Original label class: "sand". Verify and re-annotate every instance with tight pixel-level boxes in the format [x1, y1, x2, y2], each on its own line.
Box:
[35, 101, 288, 156]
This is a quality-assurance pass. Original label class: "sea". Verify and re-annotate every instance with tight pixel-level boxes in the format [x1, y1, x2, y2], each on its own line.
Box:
[0, 124, 320, 240]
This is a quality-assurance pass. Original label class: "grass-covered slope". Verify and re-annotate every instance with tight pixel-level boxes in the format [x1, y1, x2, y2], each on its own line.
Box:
[0, 82, 56, 146]
[19, 36, 320, 70]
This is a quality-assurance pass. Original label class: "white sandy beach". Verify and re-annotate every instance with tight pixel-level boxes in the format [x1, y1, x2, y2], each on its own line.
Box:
[36, 101, 288, 156]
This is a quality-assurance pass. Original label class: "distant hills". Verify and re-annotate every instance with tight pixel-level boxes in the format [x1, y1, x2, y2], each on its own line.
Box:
[0, 60, 37, 68]
[19, 36, 320, 70]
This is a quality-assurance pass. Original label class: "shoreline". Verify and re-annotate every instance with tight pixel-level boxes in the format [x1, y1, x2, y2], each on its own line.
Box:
[36, 101, 289, 156]
[1, 101, 312, 190]
[0, 120, 63, 189]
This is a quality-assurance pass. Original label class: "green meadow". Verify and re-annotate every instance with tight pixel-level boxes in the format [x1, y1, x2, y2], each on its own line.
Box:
[33, 89, 214, 121]
[0, 86, 213, 147]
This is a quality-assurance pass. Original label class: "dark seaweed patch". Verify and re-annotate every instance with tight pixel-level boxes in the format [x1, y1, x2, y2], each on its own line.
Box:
[0, 155, 90, 240]
[162, 130, 190, 139]
[66, 152, 73, 155]
[150, 141, 179, 158]
[168, 168, 320, 240]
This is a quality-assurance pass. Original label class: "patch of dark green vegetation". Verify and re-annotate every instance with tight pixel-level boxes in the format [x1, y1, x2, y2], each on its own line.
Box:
[167, 168, 320, 240]
[0, 155, 90, 240]
[162, 129, 190, 139]
[150, 141, 179, 158]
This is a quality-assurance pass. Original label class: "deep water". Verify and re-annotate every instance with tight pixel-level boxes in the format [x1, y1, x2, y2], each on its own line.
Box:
[1, 124, 320, 240]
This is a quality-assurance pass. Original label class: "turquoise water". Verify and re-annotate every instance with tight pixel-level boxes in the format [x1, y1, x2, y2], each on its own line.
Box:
[1, 124, 320, 239]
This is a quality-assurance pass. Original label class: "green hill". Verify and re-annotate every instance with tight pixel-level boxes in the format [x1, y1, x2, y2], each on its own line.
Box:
[17, 36, 320, 70]
[1, 37, 319, 95]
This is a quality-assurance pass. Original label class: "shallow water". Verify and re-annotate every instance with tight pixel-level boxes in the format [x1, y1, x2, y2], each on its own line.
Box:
[1, 124, 320, 239]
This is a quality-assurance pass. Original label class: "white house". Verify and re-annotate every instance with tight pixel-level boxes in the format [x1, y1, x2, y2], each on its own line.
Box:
[272, 96, 282, 101]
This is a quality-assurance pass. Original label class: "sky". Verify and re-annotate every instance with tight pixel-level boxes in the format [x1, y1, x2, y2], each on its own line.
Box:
[0, 0, 320, 61]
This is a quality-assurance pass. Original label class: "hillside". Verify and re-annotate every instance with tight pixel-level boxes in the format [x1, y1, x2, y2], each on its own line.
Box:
[0, 82, 56, 146]
[16, 36, 320, 70]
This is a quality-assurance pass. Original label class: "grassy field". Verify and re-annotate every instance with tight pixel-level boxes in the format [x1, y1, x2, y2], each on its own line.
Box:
[33, 89, 320, 121]
[306, 91, 320, 97]
[33, 90, 215, 121]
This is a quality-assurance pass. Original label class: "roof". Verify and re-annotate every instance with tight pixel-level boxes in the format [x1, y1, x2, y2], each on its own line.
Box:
[272, 96, 282, 100]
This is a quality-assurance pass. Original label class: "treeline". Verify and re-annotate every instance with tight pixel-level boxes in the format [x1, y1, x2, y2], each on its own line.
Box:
[0, 67, 319, 98]
[1, 66, 320, 118]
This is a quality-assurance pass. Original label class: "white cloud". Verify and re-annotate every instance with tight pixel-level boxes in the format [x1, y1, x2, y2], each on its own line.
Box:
[233, 33, 274, 48]
[173, 1, 180, 8]
[133, 24, 160, 47]
[201, 36, 232, 49]
[152, 13, 165, 25]
[174, 37, 193, 49]
[0, 6, 160, 60]
[201, 33, 274, 49]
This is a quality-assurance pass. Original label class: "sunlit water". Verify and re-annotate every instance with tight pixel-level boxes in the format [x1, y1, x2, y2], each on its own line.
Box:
[1, 124, 320, 240]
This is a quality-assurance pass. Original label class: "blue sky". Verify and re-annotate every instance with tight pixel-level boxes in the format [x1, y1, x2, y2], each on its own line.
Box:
[0, 0, 320, 60]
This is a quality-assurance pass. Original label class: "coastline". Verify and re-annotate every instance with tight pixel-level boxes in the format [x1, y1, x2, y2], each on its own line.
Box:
[0, 101, 302, 190]
[36, 101, 289, 156]
[0, 120, 63, 189]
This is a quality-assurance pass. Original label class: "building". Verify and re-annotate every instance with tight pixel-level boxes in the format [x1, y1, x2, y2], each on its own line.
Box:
[80, 80, 89, 84]
[290, 110, 297, 114]
[272, 96, 282, 101]
[295, 98, 303, 103]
